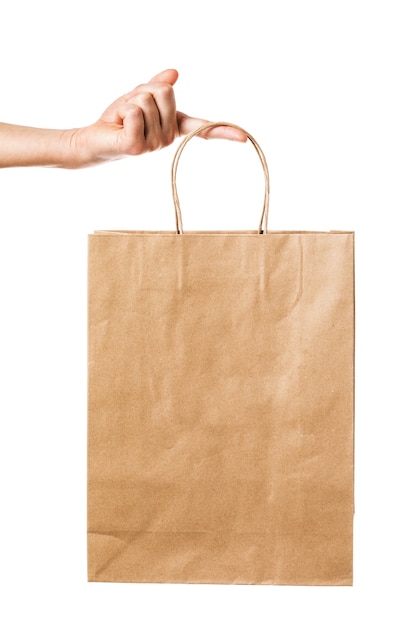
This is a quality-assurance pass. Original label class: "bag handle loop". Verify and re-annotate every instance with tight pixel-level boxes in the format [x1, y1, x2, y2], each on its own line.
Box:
[171, 122, 270, 235]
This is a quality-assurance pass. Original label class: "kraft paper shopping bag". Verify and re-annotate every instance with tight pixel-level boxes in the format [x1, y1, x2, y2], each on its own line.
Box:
[88, 123, 354, 585]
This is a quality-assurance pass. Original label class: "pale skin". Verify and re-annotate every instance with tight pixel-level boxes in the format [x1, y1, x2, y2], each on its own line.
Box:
[0, 69, 246, 169]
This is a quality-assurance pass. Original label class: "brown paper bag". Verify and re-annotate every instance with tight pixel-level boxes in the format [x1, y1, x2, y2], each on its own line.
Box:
[88, 123, 354, 585]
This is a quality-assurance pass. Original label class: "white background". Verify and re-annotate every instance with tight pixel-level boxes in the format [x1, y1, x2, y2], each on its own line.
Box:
[1, 1, 416, 623]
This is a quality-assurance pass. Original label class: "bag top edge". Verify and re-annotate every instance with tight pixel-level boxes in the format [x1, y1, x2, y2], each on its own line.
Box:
[91, 230, 355, 236]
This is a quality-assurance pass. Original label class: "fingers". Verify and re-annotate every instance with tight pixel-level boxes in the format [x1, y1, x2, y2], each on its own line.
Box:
[116, 93, 174, 154]
[122, 73, 178, 149]
[148, 68, 178, 86]
[116, 103, 145, 155]
[125, 70, 247, 144]
[123, 69, 178, 100]
[176, 112, 247, 142]
[99, 69, 247, 161]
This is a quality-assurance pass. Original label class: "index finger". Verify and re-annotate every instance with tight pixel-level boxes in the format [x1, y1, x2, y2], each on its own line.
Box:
[176, 113, 248, 142]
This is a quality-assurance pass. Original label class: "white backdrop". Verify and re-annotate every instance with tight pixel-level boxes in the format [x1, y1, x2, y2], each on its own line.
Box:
[1, 1, 416, 624]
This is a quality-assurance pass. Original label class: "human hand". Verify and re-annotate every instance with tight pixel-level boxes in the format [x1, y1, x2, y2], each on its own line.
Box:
[0, 69, 246, 169]
[68, 69, 247, 167]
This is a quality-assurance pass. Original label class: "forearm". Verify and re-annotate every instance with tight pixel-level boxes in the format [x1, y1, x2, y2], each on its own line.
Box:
[0, 123, 80, 168]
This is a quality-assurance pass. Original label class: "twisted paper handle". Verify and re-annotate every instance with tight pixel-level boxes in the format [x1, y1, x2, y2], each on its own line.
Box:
[171, 122, 270, 234]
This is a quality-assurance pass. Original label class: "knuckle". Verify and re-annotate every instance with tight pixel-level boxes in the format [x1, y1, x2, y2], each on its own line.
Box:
[138, 92, 154, 105]
[156, 82, 173, 97]
[126, 103, 141, 116]
[125, 84, 144, 99]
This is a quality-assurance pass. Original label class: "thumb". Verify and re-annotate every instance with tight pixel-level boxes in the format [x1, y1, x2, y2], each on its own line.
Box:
[148, 68, 178, 85]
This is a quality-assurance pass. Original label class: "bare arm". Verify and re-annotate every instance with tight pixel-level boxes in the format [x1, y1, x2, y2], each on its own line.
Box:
[0, 69, 246, 169]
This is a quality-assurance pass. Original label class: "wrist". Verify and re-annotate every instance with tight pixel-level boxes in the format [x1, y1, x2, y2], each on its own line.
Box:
[60, 125, 117, 169]
[58, 127, 95, 169]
